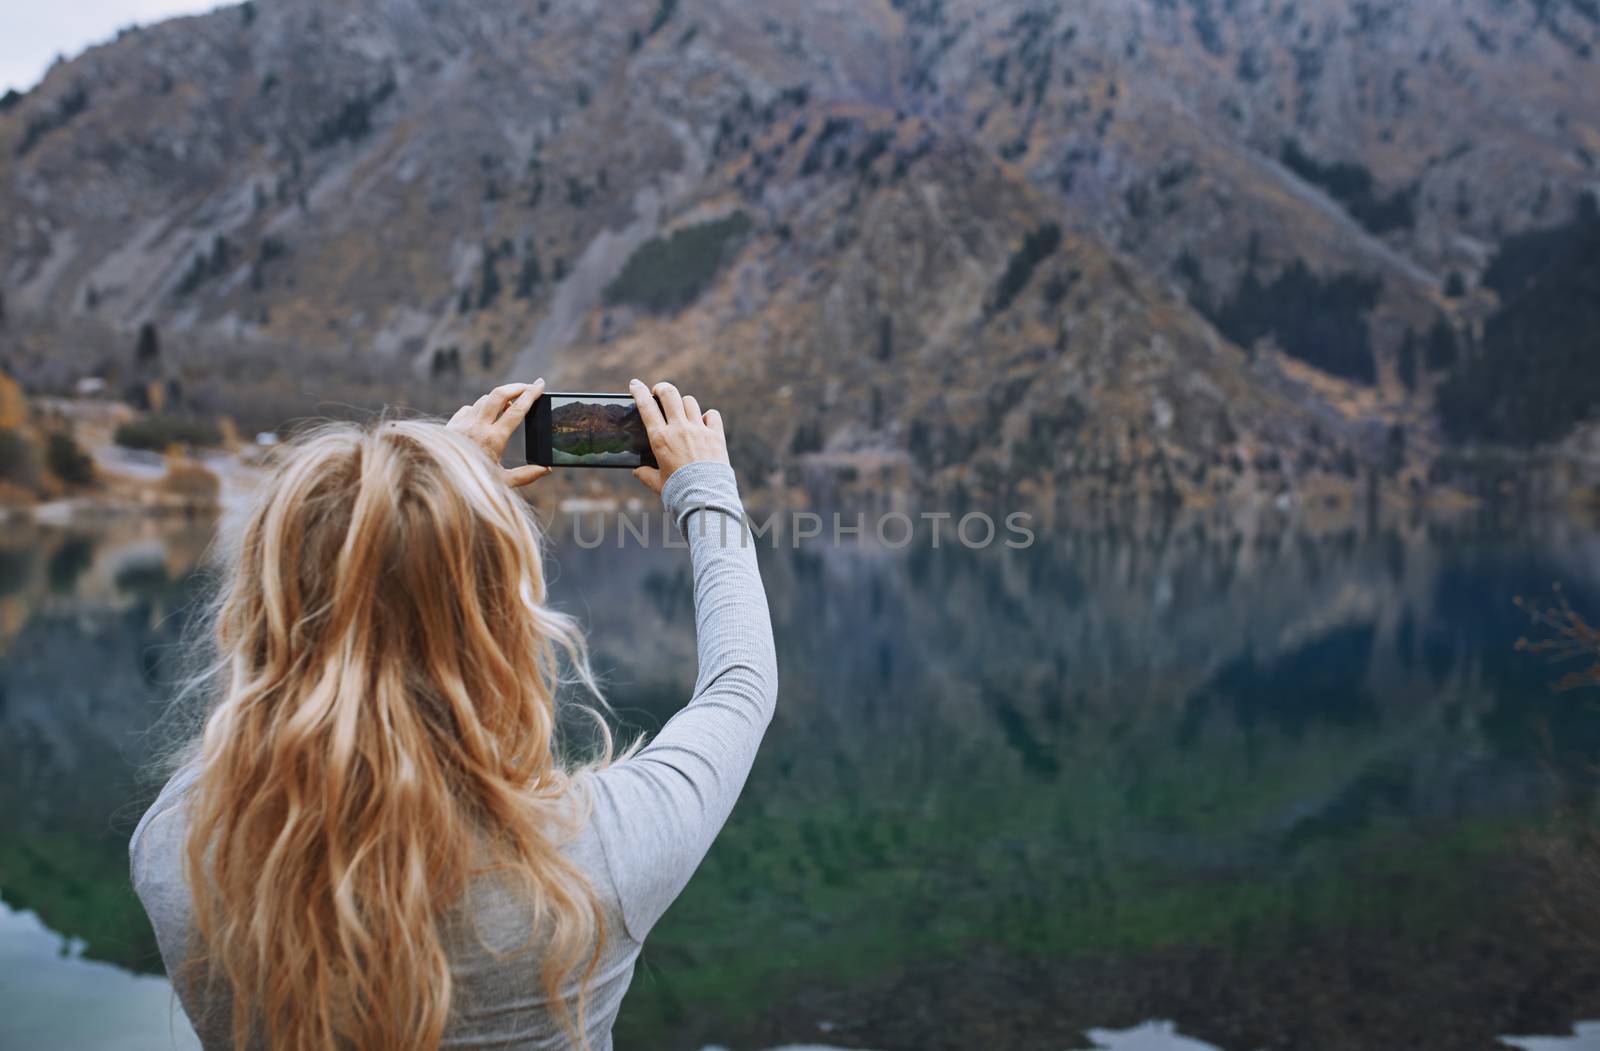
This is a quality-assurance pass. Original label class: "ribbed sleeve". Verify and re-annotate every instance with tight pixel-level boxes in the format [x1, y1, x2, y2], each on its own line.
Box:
[587, 461, 779, 942]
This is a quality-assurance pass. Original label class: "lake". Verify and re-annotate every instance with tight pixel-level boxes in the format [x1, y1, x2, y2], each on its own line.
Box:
[3, 506, 1600, 1050]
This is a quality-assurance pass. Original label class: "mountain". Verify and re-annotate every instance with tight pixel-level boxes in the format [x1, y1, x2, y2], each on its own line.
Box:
[0, 0, 1596, 504]
[550, 399, 648, 459]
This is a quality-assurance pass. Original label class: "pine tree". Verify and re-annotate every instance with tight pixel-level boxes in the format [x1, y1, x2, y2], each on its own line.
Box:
[135, 322, 161, 364]
[1425, 320, 1458, 372]
[431, 346, 462, 378]
[478, 247, 503, 309]
[1397, 330, 1417, 391]
[515, 246, 543, 299]
[1384, 423, 1407, 476]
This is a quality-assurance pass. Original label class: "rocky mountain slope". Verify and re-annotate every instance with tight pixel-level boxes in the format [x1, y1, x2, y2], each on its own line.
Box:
[0, 0, 1596, 504]
[550, 398, 648, 456]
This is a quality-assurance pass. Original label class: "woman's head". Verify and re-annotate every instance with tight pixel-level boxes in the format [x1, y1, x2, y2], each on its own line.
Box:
[183, 418, 607, 1050]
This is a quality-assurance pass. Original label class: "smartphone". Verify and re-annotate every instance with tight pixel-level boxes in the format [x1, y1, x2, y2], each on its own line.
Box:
[526, 392, 658, 469]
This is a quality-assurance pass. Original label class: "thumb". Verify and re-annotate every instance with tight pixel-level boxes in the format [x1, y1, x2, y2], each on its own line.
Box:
[633, 465, 662, 493]
[504, 464, 552, 487]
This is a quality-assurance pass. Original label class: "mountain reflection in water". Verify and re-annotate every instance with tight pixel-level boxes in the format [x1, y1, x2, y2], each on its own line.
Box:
[2, 508, 1599, 1051]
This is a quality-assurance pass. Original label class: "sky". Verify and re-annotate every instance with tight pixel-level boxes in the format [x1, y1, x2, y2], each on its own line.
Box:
[0, 1, 220, 95]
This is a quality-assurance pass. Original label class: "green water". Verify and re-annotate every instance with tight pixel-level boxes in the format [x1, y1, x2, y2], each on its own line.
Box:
[2, 510, 1598, 1050]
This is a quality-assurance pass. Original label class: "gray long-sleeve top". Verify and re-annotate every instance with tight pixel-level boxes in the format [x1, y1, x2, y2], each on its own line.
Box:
[129, 461, 778, 1049]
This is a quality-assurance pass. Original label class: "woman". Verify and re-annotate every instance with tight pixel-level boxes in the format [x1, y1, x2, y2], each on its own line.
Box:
[130, 378, 777, 1050]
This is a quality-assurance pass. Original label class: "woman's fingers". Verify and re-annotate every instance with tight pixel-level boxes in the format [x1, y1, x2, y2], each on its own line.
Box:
[479, 381, 533, 423]
[632, 464, 662, 493]
[629, 377, 667, 433]
[653, 381, 687, 424]
[626, 380, 728, 494]
[503, 463, 551, 487]
[493, 379, 543, 439]
[447, 381, 547, 487]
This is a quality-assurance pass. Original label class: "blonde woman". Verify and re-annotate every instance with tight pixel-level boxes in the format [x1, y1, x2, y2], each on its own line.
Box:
[129, 378, 777, 1050]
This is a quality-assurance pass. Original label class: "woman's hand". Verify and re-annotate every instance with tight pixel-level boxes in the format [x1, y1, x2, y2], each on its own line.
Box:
[446, 379, 552, 487]
[630, 378, 729, 494]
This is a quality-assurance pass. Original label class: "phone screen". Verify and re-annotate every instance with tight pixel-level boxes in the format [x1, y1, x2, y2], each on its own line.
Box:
[547, 394, 654, 468]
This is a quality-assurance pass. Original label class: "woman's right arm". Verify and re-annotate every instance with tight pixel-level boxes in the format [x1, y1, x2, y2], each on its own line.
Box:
[587, 382, 779, 944]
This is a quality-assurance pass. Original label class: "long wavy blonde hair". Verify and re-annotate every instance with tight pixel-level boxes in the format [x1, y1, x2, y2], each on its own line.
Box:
[179, 418, 614, 1050]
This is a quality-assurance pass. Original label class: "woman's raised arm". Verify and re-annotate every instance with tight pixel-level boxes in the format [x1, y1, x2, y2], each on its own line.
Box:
[587, 382, 779, 943]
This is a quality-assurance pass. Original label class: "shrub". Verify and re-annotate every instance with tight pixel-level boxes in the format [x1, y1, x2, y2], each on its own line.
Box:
[113, 415, 223, 452]
[604, 212, 752, 314]
[46, 432, 94, 485]
[175, 238, 234, 297]
[1424, 319, 1457, 371]
[1042, 268, 1079, 308]
[16, 84, 89, 157]
[790, 421, 823, 454]
[135, 322, 160, 364]
[989, 223, 1061, 315]
[854, 131, 893, 175]
[645, 0, 677, 38]
[430, 346, 462, 378]
[515, 248, 543, 298]
[309, 77, 395, 151]
[1397, 330, 1418, 391]
[801, 117, 854, 176]
[1190, 0, 1225, 55]
[477, 246, 502, 309]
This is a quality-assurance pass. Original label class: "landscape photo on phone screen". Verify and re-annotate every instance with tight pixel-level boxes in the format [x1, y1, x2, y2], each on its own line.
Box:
[548, 396, 651, 467]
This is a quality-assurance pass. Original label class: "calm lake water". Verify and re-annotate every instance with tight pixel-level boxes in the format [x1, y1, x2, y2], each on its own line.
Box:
[3, 507, 1600, 1050]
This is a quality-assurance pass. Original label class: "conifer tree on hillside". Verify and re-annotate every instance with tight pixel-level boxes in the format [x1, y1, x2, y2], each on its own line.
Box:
[135, 322, 161, 365]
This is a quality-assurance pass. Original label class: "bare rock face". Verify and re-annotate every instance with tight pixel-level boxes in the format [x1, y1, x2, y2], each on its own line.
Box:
[0, 0, 1596, 504]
